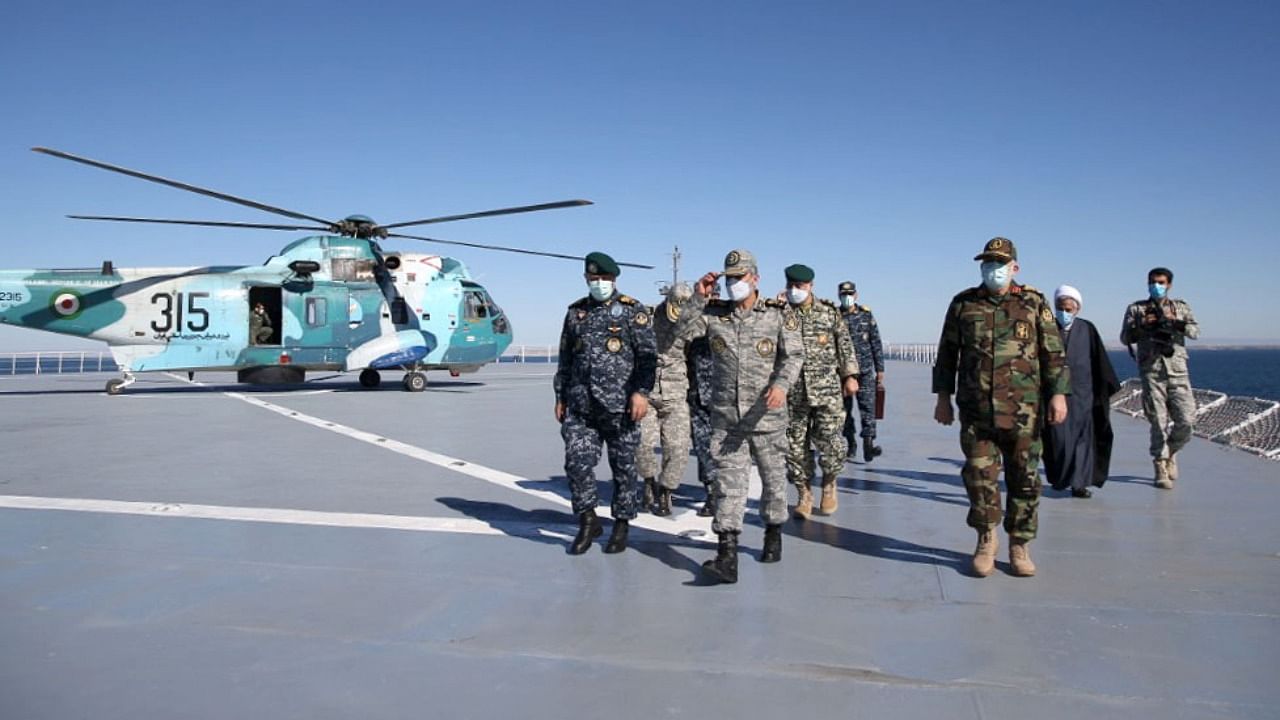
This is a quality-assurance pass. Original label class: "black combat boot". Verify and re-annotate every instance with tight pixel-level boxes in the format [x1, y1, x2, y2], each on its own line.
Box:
[863, 439, 882, 462]
[701, 531, 739, 584]
[760, 524, 782, 563]
[697, 490, 716, 518]
[642, 478, 658, 512]
[569, 509, 602, 555]
[603, 519, 630, 554]
[654, 487, 673, 517]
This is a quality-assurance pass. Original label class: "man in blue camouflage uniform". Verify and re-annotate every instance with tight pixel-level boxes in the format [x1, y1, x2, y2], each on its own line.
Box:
[783, 264, 859, 518]
[1120, 266, 1200, 489]
[676, 249, 804, 584]
[554, 251, 658, 555]
[838, 281, 885, 462]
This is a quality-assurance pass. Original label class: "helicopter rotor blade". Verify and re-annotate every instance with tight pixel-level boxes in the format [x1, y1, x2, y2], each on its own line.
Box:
[387, 232, 654, 270]
[33, 147, 338, 228]
[67, 215, 332, 232]
[380, 200, 593, 230]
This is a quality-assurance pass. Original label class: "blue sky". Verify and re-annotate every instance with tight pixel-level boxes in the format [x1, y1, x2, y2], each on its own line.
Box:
[2, 0, 1277, 350]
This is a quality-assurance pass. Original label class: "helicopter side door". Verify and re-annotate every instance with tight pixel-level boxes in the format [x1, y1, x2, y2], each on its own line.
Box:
[282, 283, 350, 365]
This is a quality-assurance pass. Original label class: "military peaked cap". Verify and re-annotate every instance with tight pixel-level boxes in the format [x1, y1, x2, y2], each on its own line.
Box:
[837, 280, 856, 295]
[974, 237, 1017, 263]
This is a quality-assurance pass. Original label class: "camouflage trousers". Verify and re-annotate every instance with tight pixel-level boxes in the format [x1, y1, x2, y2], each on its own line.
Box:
[636, 392, 692, 490]
[561, 402, 641, 520]
[786, 396, 848, 485]
[690, 402, 715, 489]
[1141, 368, 1196, 460]
[843, 370, 877, 447]
[960, 423, 1042, 541]
[710, 426, 789, 533]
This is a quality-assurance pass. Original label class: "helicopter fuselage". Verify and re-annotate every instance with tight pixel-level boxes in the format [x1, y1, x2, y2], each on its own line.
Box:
[0, 235, 513, 385]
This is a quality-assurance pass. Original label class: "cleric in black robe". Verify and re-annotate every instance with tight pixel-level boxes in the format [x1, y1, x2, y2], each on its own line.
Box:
[1043, 285, 1121, 498]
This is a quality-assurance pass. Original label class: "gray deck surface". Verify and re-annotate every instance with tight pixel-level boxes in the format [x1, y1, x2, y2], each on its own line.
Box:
[1, 361, 1277, 719]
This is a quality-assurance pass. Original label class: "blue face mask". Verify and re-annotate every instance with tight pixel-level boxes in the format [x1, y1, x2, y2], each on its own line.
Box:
[981, 261, 1012, 292]
[588, 279, 614, 301]
[1055, 310, 1074, 328]
[1149, 283, 1168, 300]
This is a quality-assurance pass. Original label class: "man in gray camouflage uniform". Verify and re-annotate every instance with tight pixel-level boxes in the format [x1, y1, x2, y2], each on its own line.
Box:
[554, 251, 658, 555]
[675, 249, 803, 584]
[635, 283, 694, 516]
[838, 281, 885, 462]
[783, 264, 859, 518]
[1120, 266, 1199, 489]
[687, 333, 717, 517]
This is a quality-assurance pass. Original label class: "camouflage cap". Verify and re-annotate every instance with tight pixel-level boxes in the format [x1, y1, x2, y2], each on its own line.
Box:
[584, 251, 621, 276]
[837, 280, 856, 295]
[784, 264, 814, 283]
[974, 237, 1017, 263]
[723, 249, 757, 277]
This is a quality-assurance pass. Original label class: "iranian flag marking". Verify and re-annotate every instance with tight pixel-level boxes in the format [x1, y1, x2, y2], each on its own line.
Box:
[52, 292, 81, 317]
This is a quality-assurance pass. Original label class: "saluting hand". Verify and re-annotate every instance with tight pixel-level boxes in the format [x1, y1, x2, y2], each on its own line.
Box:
[629, 392, 650, 422]
[694, 272, 719, 298]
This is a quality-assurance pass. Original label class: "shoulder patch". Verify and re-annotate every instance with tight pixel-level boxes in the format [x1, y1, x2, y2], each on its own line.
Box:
[783, 312, 799, 331]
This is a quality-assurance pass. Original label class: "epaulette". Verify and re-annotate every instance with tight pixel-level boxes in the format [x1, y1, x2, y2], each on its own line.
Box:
[568, 297, 591, 309]
[817, 298, 838, 309]
[617, 295, 637, 305]
[859, 304, 871, 312]
[1018, 283, 1046, 299]
[763, 298, 787, 309]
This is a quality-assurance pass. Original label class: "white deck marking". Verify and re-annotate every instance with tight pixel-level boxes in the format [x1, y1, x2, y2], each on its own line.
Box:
[0, 495, 508, 535]
[160, 373, 714, 542]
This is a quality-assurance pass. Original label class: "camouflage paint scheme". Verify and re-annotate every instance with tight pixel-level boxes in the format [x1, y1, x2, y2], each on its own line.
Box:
[0, 235, 513, 378]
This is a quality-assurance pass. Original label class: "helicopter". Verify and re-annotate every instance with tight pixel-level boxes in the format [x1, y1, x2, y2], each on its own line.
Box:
[0, 148, 652, 394]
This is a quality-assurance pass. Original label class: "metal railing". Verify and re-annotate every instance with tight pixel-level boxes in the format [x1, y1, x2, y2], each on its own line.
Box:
[0, 351, 119, 375]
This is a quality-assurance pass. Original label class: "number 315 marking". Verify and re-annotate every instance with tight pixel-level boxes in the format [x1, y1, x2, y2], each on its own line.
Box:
[151, 292, 210, 333]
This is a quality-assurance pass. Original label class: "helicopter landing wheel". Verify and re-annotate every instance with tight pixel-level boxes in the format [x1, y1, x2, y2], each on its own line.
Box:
[402, 372, 427, 393]
[105, 372, 135, 396]
[359, 369, 382, 389]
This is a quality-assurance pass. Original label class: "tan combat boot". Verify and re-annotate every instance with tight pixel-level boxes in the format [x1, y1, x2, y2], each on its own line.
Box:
[794, 484, 813, 520]
[972, 527, 998, 577]
[1009, 540, 1036, 577]
[819, 477, 838, 515]
[1154, 458, 1174, 489]
[1167, 453, 1180, 481]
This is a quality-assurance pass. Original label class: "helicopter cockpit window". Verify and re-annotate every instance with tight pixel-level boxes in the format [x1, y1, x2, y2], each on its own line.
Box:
[306, 298, 328, 327]
[463, 289, 499, 322]
[331, 258, 376, 282]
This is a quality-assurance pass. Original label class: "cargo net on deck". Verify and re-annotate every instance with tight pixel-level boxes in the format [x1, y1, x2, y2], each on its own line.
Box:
[1110, 378, 1280, 461]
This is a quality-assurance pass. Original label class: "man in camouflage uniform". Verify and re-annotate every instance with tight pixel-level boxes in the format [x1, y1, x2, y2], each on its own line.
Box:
[1120, 266, 1199, 489]
[838, 281, 885, 462]
[675, 249, 803, 584]
[933, 238, 1069, 578]
[635, 283, 694, 516]
[783, 264, 859, 518]
[554, 251, 658, 555]
[687, 331, 717, 517]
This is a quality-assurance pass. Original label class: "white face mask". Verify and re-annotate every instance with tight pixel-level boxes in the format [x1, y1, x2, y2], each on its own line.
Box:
[839, 296, 855, 309]
[587, 279, 614, 301]
[786, 288, 809, 305]
[725, 277, 753, 302]
[981, 261, 1012, 292]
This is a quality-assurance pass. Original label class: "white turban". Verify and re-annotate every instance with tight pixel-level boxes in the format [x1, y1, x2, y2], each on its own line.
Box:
[1053, 284, 1083, 309]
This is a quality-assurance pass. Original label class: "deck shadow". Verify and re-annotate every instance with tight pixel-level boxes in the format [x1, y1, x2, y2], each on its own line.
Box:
[437, 496, 715, 585]
[785, 518, 972, 575]
[860, 466, 965, 488]
[839, 476, 968, 507]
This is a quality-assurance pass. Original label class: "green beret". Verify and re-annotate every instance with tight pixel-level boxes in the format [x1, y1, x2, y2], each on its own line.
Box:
[784, 264, 814, 283]
[584, 251, 620, 276]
